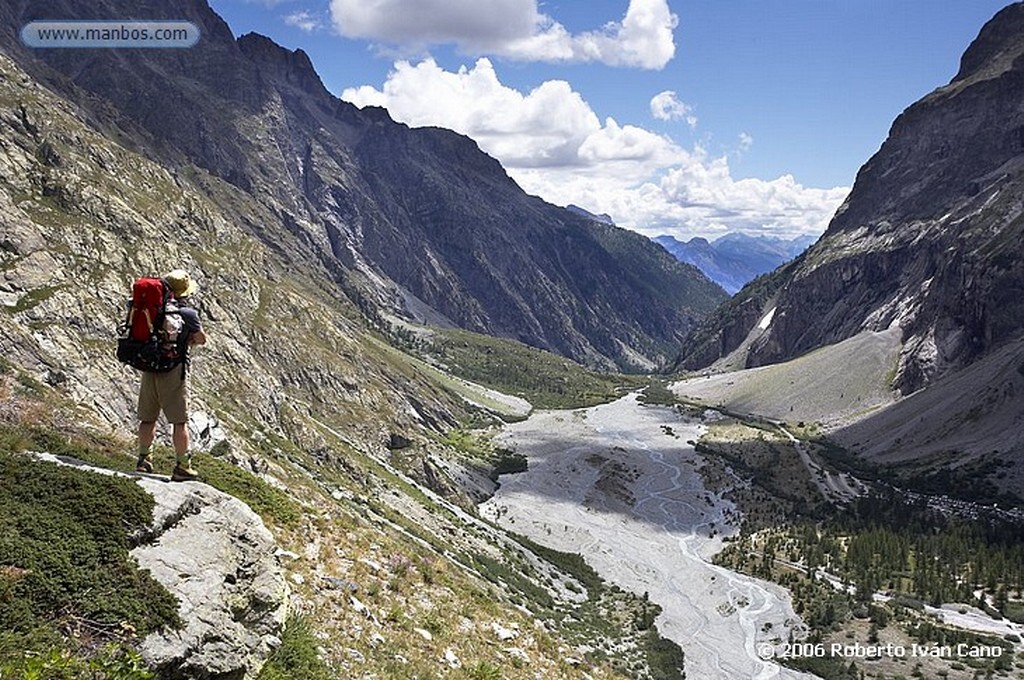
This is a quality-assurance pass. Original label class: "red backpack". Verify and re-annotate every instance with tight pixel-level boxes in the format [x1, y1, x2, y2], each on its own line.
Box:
[128, 277, 168, 342]
[116, 277, 184, 373]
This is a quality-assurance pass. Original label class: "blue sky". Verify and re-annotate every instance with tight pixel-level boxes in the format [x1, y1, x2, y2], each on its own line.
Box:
[208, 0, 1012, 240]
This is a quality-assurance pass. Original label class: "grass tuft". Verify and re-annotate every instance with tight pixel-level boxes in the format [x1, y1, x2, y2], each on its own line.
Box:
[257, 616, 331, 680]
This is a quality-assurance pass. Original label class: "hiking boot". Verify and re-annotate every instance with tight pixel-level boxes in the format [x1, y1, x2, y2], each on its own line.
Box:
[171, 464, 200, 482]
[135, 455, 154, 474]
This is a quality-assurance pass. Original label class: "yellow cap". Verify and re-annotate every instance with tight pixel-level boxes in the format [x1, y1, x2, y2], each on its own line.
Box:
[164, 269, 198, 297]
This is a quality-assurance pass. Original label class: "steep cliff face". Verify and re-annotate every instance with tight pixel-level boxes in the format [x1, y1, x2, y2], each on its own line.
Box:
[680, 3, 1024, 393]
[0, 0, 724, 372]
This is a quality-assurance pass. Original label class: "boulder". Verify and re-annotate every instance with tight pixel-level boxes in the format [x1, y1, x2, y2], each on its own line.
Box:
[33, 454, 289, 680]
[132, 477, 289, 679]
[188, 410, 229, 452]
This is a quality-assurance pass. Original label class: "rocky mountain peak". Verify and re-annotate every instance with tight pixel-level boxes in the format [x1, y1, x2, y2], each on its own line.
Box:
[954, 1, 1024, 83]
[237, 32, 332, 101]
[828, 2, 1024, 235]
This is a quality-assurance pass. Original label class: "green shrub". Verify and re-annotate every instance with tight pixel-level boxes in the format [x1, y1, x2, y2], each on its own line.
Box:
[2, 646, 85, 680]
[489, 448, 527, 480]
[637, 381, 677, 406]
[641, 628, 685, 680]
[0, 451, 180, 669]
[462, 661, 502, 680]
[0, 643, 155, 679]
[513, 535, 604, 593]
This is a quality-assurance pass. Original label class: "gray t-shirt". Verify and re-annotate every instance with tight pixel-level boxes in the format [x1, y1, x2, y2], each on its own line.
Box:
[165, 301, 202, 362]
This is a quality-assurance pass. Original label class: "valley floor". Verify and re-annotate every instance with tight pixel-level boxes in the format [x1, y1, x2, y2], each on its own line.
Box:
[479, 394, 817, 680]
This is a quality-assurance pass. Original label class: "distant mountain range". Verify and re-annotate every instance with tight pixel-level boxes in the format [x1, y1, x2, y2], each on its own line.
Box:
[564, 204, 815, 295]
[652, 233, 817, 294]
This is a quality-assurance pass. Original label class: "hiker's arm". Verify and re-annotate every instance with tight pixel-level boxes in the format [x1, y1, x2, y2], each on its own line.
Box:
[180, 306, 205, 346]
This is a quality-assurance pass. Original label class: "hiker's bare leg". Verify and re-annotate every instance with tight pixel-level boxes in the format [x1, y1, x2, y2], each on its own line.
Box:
[172, 422, 190, 460]
[138, 421, 157, 449]
[169, 422, 199, 481]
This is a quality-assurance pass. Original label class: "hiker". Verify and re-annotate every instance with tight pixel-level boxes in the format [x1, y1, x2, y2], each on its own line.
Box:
[134, 269, 207, 481]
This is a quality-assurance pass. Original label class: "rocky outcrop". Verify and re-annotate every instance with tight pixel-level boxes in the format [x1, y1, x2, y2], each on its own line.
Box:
[133, 477, 288, 680]
[679, 3, 1024, 393]
[34, 454, 289, 680]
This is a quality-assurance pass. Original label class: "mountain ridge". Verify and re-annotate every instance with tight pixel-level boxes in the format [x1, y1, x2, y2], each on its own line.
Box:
[679, 2, 1024, 394]
[0, 0, 726, 372]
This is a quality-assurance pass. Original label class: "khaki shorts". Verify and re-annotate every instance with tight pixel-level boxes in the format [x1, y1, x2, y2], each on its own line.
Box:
[137, 369, 189, 424]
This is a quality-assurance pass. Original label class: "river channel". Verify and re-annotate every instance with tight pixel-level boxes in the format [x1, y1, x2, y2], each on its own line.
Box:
[479, 394, 817, 680]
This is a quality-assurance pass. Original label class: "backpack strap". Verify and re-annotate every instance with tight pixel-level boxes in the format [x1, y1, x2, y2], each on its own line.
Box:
[121, 299, 134, 337]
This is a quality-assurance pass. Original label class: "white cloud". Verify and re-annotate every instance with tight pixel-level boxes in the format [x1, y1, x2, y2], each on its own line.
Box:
[284, 10, 323, 32]
[738, 132, 754, 152]
[342, 59, 848, 240]
[578, 118, 683, 165]
[511, 158, 848, 241]
[650, 90, 696, 127]
[330, 0, 677, 69]
[344, 58, 617, 168]
[330, 0, 539, 45]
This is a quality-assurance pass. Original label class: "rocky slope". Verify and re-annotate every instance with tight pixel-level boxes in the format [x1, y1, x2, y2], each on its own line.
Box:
[0, 4, 697, 676]
[0, 41, 462, 460]
[0, 0, 724, 372]
[679, 2, 1024, 394]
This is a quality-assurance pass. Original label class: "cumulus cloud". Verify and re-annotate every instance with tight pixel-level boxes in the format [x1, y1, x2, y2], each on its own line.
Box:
[649, 151, 849, 238]
[511, 156, 848, 241]
[342, 59, 848, 240]
[344, 58, 631, 168]
[330, 0, 677, 69]
[650, 90, 696, 127]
